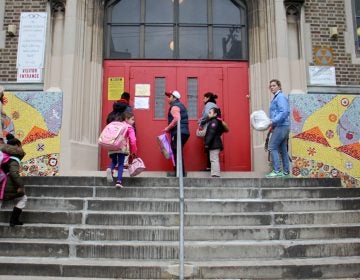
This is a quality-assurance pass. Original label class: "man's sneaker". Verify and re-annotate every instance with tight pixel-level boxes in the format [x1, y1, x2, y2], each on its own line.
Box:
[115, 181, 124, 188]
[283, 172, 291, 178]
[266, 170, 283, 178]
[106, 168, 113, 183]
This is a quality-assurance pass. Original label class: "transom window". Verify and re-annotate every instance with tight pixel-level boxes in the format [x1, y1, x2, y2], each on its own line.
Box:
[105, 0, 247, 60]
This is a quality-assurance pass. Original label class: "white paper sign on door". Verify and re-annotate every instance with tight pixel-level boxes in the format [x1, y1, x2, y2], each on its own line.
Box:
[134, 97, 149, 109]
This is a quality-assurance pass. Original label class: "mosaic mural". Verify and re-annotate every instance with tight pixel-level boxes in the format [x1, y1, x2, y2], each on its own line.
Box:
[289, 94, 360, 187]
[3, 91, 63, 176]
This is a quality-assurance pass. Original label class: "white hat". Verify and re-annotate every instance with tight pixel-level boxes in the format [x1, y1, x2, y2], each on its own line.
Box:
[165, 90, 181, 99]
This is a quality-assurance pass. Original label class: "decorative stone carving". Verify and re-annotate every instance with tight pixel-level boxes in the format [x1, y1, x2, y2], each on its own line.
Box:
[51, 0, 66, 14]
[284, 0, 304, 17]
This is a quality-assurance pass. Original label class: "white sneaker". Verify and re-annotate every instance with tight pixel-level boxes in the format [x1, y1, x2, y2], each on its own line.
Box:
[115, 181, 124, 188]
[106, 168, 113, 183]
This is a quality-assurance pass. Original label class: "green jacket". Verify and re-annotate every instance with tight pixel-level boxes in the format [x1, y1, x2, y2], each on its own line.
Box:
[0, 144, 25, 201]
[2, 158, 24, 200]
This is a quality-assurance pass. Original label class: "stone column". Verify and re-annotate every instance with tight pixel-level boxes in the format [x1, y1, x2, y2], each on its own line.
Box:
[247, 0, 305, 173]
[57, 0, 104, 174]
[44, 0, 65, 89]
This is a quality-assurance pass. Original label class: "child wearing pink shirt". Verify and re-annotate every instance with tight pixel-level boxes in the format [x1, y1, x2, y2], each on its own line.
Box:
[107, 112, 137, 188]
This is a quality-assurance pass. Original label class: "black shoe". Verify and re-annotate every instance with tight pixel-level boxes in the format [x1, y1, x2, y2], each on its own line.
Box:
[167, 171, 187, 177]
[9, 207, 24, 227]
[167, 171, 176, 177]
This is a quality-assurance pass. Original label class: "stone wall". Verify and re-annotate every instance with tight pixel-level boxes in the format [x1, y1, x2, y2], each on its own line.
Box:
[304, 0, 360, 85]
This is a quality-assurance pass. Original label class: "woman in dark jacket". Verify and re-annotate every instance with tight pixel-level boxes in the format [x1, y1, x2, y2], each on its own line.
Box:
[204, 108, 224, 177]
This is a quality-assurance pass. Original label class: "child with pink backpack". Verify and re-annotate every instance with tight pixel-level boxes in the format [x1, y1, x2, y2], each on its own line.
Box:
[99, 112, 137, 188]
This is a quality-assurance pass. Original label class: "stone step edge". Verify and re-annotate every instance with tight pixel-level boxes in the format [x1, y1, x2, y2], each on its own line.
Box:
[1, 238, 360, 246]
[0, 255, 359, 266]
[20, 197, 360, 202]
[25, 185, 346, 189]
[2, 223, 360, 230]
[3, 209, 360, 215]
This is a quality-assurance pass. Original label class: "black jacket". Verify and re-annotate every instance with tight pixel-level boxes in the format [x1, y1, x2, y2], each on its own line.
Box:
[167, 100, 190, 137]
[106, 101, 131, 124]
[204, 117, 224, 151]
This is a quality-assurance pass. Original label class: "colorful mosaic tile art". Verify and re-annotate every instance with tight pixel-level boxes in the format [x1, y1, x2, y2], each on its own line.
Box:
[3, 91, 63, 176]
[289, 94, 360, 187]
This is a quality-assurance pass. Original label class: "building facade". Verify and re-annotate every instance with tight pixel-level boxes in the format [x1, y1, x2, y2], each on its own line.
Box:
[0, 0, 359, 183]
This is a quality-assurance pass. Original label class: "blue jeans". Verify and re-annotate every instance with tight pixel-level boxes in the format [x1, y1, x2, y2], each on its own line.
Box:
[109, 153, 126, 182]
[269, 126, 290, 173]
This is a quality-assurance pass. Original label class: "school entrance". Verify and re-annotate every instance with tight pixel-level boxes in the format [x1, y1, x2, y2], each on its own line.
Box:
[101, 60, 250, 171]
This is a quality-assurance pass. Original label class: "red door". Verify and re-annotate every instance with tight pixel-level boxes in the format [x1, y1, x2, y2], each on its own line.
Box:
[101, 60, 250, 171]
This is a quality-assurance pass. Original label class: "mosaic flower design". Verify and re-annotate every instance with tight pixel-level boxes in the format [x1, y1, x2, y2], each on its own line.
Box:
[344, 161, 353, 170]
[48, 157, 58, 167]
[330, 168, 338, 177]
[307, 147, 316, 156]
[292, 167, 301, 176]
[341, 98, 350, 107]
[11, 111, 20, 120]
[325, 130, 334, 139]
[328, 113, 337, 122]
[300, 168, 309, 176]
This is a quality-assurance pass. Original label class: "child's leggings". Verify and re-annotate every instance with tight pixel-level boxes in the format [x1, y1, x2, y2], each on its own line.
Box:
[110, 153, 126, 182]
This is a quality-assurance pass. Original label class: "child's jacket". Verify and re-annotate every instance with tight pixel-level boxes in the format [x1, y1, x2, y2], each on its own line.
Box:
[2, 157, 24, 200]
[204, 117, 224, 151]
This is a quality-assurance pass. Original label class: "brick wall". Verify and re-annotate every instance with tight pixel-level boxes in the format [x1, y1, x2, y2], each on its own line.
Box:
[304, 0, 360, 85]
[0, 0, 47, 81]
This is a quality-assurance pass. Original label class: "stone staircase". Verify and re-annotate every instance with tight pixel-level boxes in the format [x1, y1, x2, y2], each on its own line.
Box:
[1, 176, 360, 279]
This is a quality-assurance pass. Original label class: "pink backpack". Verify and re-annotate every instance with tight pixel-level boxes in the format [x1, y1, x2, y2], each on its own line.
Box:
[0, 151, 10, 200]
[98, 121, 130, 153]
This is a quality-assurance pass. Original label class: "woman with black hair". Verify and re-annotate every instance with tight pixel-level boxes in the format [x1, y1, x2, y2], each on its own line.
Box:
[198, 92, 220, 128]
[198, 92, 220, 171]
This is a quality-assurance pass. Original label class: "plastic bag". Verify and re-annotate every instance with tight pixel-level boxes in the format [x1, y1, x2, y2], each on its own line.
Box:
[157, 133, 173, 159]
[250, 110, 271, 131]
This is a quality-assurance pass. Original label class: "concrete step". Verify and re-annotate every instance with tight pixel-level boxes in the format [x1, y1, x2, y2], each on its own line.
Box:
[23, 176, 341, 188]
[1, 238, 360, 260]
[2, 224, 360, 241]
[3, 196, 360, 212]
[84, 197, 360, 213]
[25, 185, 360, 199]
[0, 256, 359, 279]
[1, 198, 84, 210]
[0, 210, 83, 224]
[2, 209, 360, 226]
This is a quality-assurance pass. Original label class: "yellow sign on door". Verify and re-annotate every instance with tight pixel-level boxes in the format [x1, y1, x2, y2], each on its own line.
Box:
[108, 77, 124, 101]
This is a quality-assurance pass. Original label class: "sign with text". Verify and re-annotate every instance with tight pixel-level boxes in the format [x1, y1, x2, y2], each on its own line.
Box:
[108, 77, 124, 100]
[135, 84, 151, 96]
[17, 68, 43, 83]
[16, 12, 47, 69]
[309, 66, 336, 85]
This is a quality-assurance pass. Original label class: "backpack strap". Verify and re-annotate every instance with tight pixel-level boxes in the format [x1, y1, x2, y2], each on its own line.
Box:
[9, 156, 20, 165]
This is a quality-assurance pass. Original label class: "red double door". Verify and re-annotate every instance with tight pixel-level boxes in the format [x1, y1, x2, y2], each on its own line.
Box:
[101, 60, 250, 171]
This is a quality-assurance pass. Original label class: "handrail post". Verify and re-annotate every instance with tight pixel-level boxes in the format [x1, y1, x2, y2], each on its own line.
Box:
[176, 119, 184, 280]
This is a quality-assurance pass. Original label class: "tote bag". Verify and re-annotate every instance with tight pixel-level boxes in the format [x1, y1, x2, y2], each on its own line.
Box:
[128, 157, 146, 177]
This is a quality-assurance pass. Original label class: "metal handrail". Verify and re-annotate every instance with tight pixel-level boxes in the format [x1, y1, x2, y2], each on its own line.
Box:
[176, 119, 184, 280]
